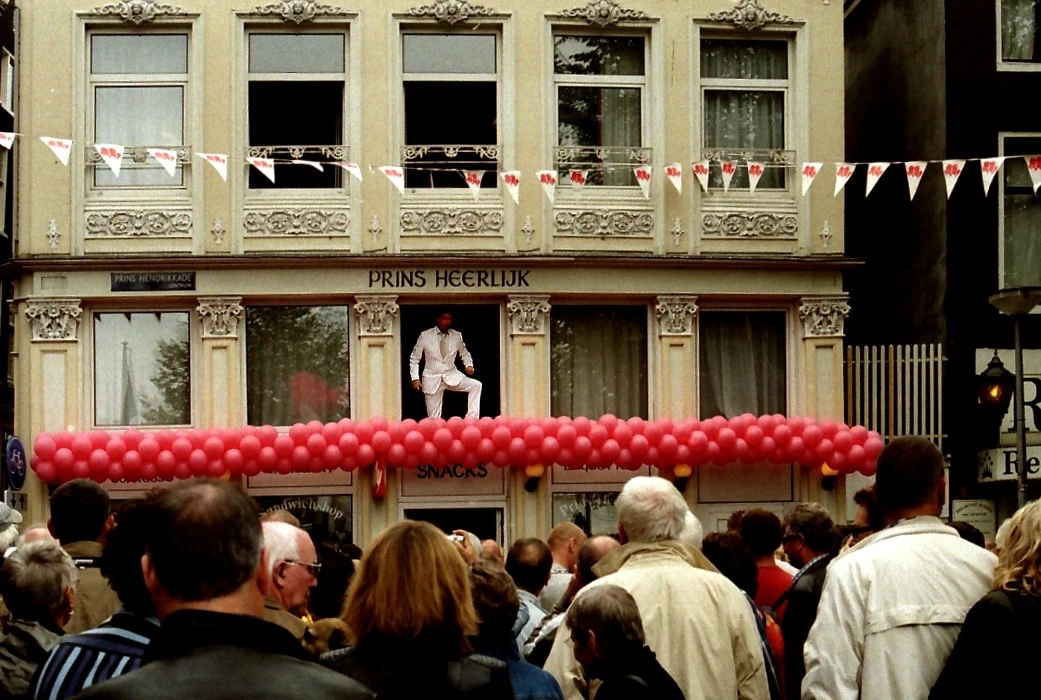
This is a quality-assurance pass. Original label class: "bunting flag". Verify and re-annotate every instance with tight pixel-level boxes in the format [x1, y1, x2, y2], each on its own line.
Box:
[464, 170, 484, 201]
[747, 162, 765, 194]
[980, 157, 1005, 196]
[40, 136, 73, 166]
[248, 157, 276, 184]
[801, 162, 823, 196]
[720, 161, 736, 192]
[147, 148, 179, 177]
[500, 170, 521, 204]
[94, 144, 125, 177]
[665, 162, 683, 194]
[693, 161, 710, 192]
[569, 170, 588, 188]
[536, 169, 557, 204]
[1026, 155, 1041, 194]
[905, 161, 927, 201]
[943, 159, 966, 199]
[865, 162, 890, 197]
[634, 165, 652, 199]
[0, 132, 15, 150]
[196, 152, 229, 181]
[834, 162, 855, 196]
[291, 159, 324, 171]
[379, 165, 405, 195]
[332, 161, 363, 182]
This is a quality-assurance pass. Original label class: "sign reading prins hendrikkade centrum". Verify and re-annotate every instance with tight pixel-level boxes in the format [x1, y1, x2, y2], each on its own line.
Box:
[367, 269, 531, 290]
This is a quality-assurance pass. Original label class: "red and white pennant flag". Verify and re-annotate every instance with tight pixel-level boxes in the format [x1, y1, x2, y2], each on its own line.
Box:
[464, 170, 484, 201]
[942, 160, 965, 199]
[0, 132, 16, 150]
[634, 165, 652, 199]
[665, 162, 683, 194]
[905, 161, 927, 200]
[94, 144, 125, 177]
[569, 170, 588, 188]
[1024, 156, 1041, 194]
[865, 162, 890, 197]
[747, 162, 765, 194]
[801, 162, 823, 196]
[693, 161, 710, 192]
[195, 152, 228, 181]
[291, 159, 324, 171]
[379, 166, 405, 195]
[332, 161, 363, 182]
[500, 170, 521, 204]
[834, 162, 855, 196]
[248, 157, 276, 184]
[147, 148, 179, 177]
[536, 170, 557, 204]
[720, 161, 736, 192]
[40, 136, 73, 166]
[979, 157, 1005, 196]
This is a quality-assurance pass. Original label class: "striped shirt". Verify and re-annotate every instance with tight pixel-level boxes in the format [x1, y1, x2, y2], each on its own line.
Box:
[28, 610, 158, 700]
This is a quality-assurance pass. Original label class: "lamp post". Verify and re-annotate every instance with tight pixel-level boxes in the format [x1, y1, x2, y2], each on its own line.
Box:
[989, 287, 1041, 508]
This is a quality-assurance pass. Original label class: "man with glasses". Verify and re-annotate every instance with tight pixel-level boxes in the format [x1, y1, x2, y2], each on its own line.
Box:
[262, 521, 321, 639]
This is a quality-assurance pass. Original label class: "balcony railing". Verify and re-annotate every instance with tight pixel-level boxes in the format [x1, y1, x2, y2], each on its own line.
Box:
[246, 145, 349, 161]
[85, 145, 191, 165]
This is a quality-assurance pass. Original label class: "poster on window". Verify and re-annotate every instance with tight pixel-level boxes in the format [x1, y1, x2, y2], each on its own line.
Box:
[255, 494, 354, 548]
[552, 492, 619, 538]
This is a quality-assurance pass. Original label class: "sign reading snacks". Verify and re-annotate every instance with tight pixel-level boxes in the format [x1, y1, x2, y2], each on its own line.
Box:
[111, 272, 196, 292]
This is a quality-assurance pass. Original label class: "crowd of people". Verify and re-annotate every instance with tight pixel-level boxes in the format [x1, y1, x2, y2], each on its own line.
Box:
[0, 434, 1038, 698]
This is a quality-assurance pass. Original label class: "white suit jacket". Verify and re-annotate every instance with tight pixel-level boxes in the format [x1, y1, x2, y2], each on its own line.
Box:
[802, 516, 996, 700]
[409, 327, 474, 394]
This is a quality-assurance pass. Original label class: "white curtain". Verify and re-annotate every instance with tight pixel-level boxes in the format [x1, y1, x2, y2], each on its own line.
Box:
[699, 312, 786, 418]
[1005, 194, 1041, 286]
[95, 86, 183, 187]
[1002, 0, 1038, 60]
[551, 307, 648, 418]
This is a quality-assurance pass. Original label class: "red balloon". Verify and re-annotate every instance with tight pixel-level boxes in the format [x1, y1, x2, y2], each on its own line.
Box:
[448, 440, 467, 462]
[106, 438, 128, 461]
[420, 442, 439, 464]
[54, 447, 74, 470]
[820, 420, 839, 439]
[140, 463, 157, 481]
[240, 435, 262, 458]
[171, 438, 192, 462]
[258, 447, 278, 471]
[354, 422, 375, 444]
[155, 451, 176, 476]
[491, 451, 509, 468]
[658, 434, 678, 457]
[108, 463, 126, 482]
[242, 458, 261, 477]
[612, 423, 633, 446]
[462, 453, 480, 471]
[257, 425, 279, 446]
[541, 437, 561, 461]
[773, 424, 792, 447]
[189, 449, 208, 475]
[461, 426, 482, 449]
[371, 431, 392, 452]
[509, 419, 530, 436]
[586, 449, 603, 469]
[588, 425, 609, 448]
[788, 436, 807, 458]
[290, 446, 311, 470]
[674, 445, 692, 465]
[556, 448, 574, 467]
[121, 429, 144, 449]
[864, 436, 884, 459]
[700, 419, 720, 441]
[829, 451, 847, 472]
[616, 449, 636, 470]
[477, 439, 496, 462]
[274, 435, 295, 458]
[508, 438, 527, 461]
[387, 444, 408, 466]
[644, 447, 661, 466]
[759, 436, 777, 457]
[90, 430, 111, 450]
[404, 431, 426, 454]
[369, 417, 389, 432]
[644, 423, 664, 445]
[524, 425, 545, 448]
[601, 439, 621, 463]
[138, 438, 160, 462]
[524, 448, 540, 466]
[848, 445, 866, 468]
[627, 417, 646, 434]
[599, 413, 619, 431]
[802, 425, 823, 448]
[705, 442, 723, 464]
[321, 422, 343, 444]
[492, 426, 512, 449]
[572, 417, 592, 436]
[305, 434, 327, 456]
[744, 426, 764, 448]
[788, 417, 807, 436]
[208, 460, 226, 477]
[717, 428, 737, 450]
[446, 416, 465, 437]
[73, 460, 91, 479]
[727, 416, 746, 434]
[276, 459, 293, 475]
[557, 425, 577, 447]
[338, 433, 360, 456]
[72, 435, 93, 459]
[687, 432, 708, 455]
[36, 462, 57, 483]
[35, 435, 57, 460]
[289, 423, 309, 443]
[674, 421, 694, 444]
[403, 455, 420, 470]
[55, 432, 74, 450]
[224, 449, 244, 474]
[156, 431, 176, 450]
[833, 430, 853, 452]
[203, 437, 225, 460]
[418, 419, 438, 439]
[573, 436, 593, 460]
[356, 444, 376, 466]
[859, 463, 878, 477]
[433, 429, 453, 451]
[630, 434, 650, 458]
[323, 445, 344, 468]
[388, 424, 407, 444]
[123, 450, 142, 475]
[757, 415, 778, 434]
[89, 449, 110, 473]
[850, 426, 870, 445]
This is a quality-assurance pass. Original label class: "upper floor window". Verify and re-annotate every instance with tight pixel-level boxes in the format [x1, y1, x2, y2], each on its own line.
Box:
[1002, 136, 1041, 287]
[1001, 0, 1040, 62]
[248, 32, 348, 189]
[554, 34, 646, 187]
[89, 33, 188, 188]
[700, 38, 789, 190]
[401, 32, 499, 189]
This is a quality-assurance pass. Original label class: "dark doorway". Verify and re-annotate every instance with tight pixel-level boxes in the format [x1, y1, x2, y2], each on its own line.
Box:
[400, 304, 501, 421]
[404, 507, 503, 543]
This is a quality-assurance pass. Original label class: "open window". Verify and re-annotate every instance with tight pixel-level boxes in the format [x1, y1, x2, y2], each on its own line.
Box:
[1001, 0, 1041, 63]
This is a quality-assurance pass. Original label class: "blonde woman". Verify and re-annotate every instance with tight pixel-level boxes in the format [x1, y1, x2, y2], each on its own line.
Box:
[930, 501, 1041, 699]
[321, 520, 511, 698]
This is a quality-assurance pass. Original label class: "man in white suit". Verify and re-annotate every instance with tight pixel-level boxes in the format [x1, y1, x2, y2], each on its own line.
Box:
[409, 311, 482, 419]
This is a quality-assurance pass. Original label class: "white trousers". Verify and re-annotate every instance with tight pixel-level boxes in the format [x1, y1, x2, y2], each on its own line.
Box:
[424, 376, 482, 419]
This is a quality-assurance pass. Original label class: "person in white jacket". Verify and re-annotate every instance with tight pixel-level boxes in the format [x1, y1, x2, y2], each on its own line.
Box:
[802, 436, 997, 700]
[409, 310, 482, 419]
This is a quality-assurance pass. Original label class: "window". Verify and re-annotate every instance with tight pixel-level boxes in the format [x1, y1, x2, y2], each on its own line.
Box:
[551, 306, 648, 418]
[246, 306, 349, 426]
[699, 311, 786, 418]
[1001, 0, 1040, 62]
[555, 34, 646, 186]
[402, 33, 498, 189]
[700, 38, 789, 190]
[1002, 137, 1041, 287]
[94, 312, 191, 427]
[89, 33, 188, 188]
[0, 49, 14, 114]
[552, 492, 619, 537]
[255, 495, 354, 547]
[248, 32, 348, 189]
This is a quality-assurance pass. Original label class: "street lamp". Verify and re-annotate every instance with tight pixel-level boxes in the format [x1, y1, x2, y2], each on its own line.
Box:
[989, 286, 1041, 508]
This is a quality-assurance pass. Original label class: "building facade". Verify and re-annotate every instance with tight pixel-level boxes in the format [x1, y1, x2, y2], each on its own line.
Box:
[14, 0, 848, 545]
[845, 0, 1041, 524]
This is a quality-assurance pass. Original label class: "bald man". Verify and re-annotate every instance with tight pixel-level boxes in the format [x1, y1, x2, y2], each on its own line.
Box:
[540, 523, 587, 610]
[481, 539, 504, 565]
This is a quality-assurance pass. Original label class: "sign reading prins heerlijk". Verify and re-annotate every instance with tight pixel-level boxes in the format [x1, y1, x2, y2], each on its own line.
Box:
[111, 272, 196, 292]
[367, 269, 531, 290]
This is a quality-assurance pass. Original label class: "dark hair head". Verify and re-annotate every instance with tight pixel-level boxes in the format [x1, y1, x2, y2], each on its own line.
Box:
[874, 437, 945, 516]
[49, 479, 111, 543]
[739, 508, 784, 558]
[701, 531, 758, 598]
[469, 561, 520, 640]
[949, 521, 986, 549]
[784, 503, 838, 553]
[309, 543, 356, 619]
[101, 498, 158, 616]
[342, 543, 363, 560]
[146, 479, 262, 602]
[505, 538, 553, 594]
[575, 535, 620, 586]
[566, 584, 645, 657]
[853, 487, 884, 529]
[726, 510, 746, 532]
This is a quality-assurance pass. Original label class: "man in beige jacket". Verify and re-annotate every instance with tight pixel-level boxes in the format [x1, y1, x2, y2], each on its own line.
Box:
[544, 477, 769, 700]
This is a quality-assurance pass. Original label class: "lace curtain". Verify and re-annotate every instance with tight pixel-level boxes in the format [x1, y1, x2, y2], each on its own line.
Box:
[699, 311, 786, 418]
[1002, 0, 1039, 61]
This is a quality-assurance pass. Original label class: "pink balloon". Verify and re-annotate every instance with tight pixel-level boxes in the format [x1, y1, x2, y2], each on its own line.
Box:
[541, 436, 561, 461]
[257, 425, 279, 446]
[106, 438, 128, 461]
[140, 463, 157, 481]
[36, 462, 57, 483]
[629, 434, 650, 458]
[773, 424, 792, 447]
[289, 423, 309, 443]
[209, 460, 226, 477]
[387, 444, 408, 466]
[508, 438, 527, 461]
[509, 418, 530, 436]
[242, 458, 261, 477]
[599, 414, 619, 432]
[848, 445, 866, 468]
[240, 436, 262, 458]
[540, 417, 559, 436]
[492, 426, 512, 449]
[644, 447, 660, 466]
[572, 417, 592, 436]
[491, 451, 509, 468]
[462, 453, 480, 471]
[388, 424, 407, 444]
[338, 433, 360, 456]
[557, 448, 574, 467]
[573, 436, 593, 460]
[461, 426, 482, 450]
[829, 451, 847, 472]
[203, 437, 225, 460]
[171, 438, 192, 462]
[276, 459, 293, 475]
[674, 421, 694, 444]
[833, 430, 853, 452]
[354, 422, 375, 444]
[588, 425, 609, 448]
[274, 435, 295, 458]
[644, 423, 664, 445]
[557, 425, 577, 447]
[476, 439, 496, 462]
[322, 422, 343, 444]
[524, 425, 545, 449]
[258, 447, 278, 471]
[35, 435, 57, 460]
[138, 438, 160, 462]
[418, 419, 438, 439]
[403, 455, 420, 470]
[224, 449, 244, 474]
[585, 449, 603, 469]
[90, 430, 111, 450]
[291, 446, 311, 470]
[864, 436, 884, 459]
[802, 425, 823, 449]
[687, 432, 708, 455]
[787, 417, 807, 436]
[757, 415, 778, 434]
[700, 419, 719, 441]
[674, 445, 692, 465]
[612, 423, 633, 446]
[850, 426, 870, 445]
[54, 447, 75, 471]
[627, 416, 646, 434]
[189, 450, 208, 475]
[744, 426, 764, 448]
[404, 431, 426, 454]
[705, 443, 723, 464]
[356, 444, 376, 466]
[820, 420, 839, 439]
[759, 436, 777, 457]
[55, 432, 74, 450]
[108, 464, 126, 483]
[717, 428, 737, 450]
[446, 416, 465, 437]
[323, 445, 344, 468]
[788, 437, 807, 458]
[433, 429, 453, 451]
[371, 431, 392, 452]
[369, 417, 389, 432]
[72, 435, 93, 459]
[73, 460, 91, 479]
[601, 439, 621, 463]
[658, 434, 678, 457]
[306, 434, 328, 456]
[420, 442, 439, 464]
[123, 450, 142, 475]
[156, 431, 176, 450]
[155, 451, 176, 476]
[89, 449, 110, 473]
[448, 440, 467, 462]
[859, 462, 877, 477]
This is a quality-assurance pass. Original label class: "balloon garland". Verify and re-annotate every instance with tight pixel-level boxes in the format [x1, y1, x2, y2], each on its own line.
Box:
[28, 413, 883, 485]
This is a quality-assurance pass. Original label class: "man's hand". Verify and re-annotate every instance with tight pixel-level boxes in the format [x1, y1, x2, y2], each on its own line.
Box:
[452, 529, 479, 565]
[465, 366, 475, 376]
[411, 379, 421, 391]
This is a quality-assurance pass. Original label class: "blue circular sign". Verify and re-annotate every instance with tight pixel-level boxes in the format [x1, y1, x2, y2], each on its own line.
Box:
[6, 437, 26, 491]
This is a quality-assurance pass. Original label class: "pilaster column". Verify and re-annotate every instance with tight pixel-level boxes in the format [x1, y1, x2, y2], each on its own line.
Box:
[196, 297, 243, 430]
[506, 295, 552, 539]
[798, 295, 851, 518]
[24, 298, 82, 522]
[352, 295, 401, 544]
[654, 296, 698, 504]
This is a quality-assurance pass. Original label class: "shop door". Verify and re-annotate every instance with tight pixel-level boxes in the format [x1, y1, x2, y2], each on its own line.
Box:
[403, 506, 504, 543]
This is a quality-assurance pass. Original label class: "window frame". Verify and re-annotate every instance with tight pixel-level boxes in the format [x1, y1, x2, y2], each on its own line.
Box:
[998, 132, 1041, 290]
[697, 34, 793, 193]
[552, 31, 650, 189]
[996, 0, 1041, 71]
[85, 30, 192, 192]
[87, 307, 198, 430]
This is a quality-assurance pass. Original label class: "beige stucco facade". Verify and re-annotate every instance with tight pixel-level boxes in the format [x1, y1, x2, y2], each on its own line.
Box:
[12, 0, 850, 545]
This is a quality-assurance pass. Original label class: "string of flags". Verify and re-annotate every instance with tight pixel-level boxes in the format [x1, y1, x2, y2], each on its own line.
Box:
[17, 133, 1041, 205]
